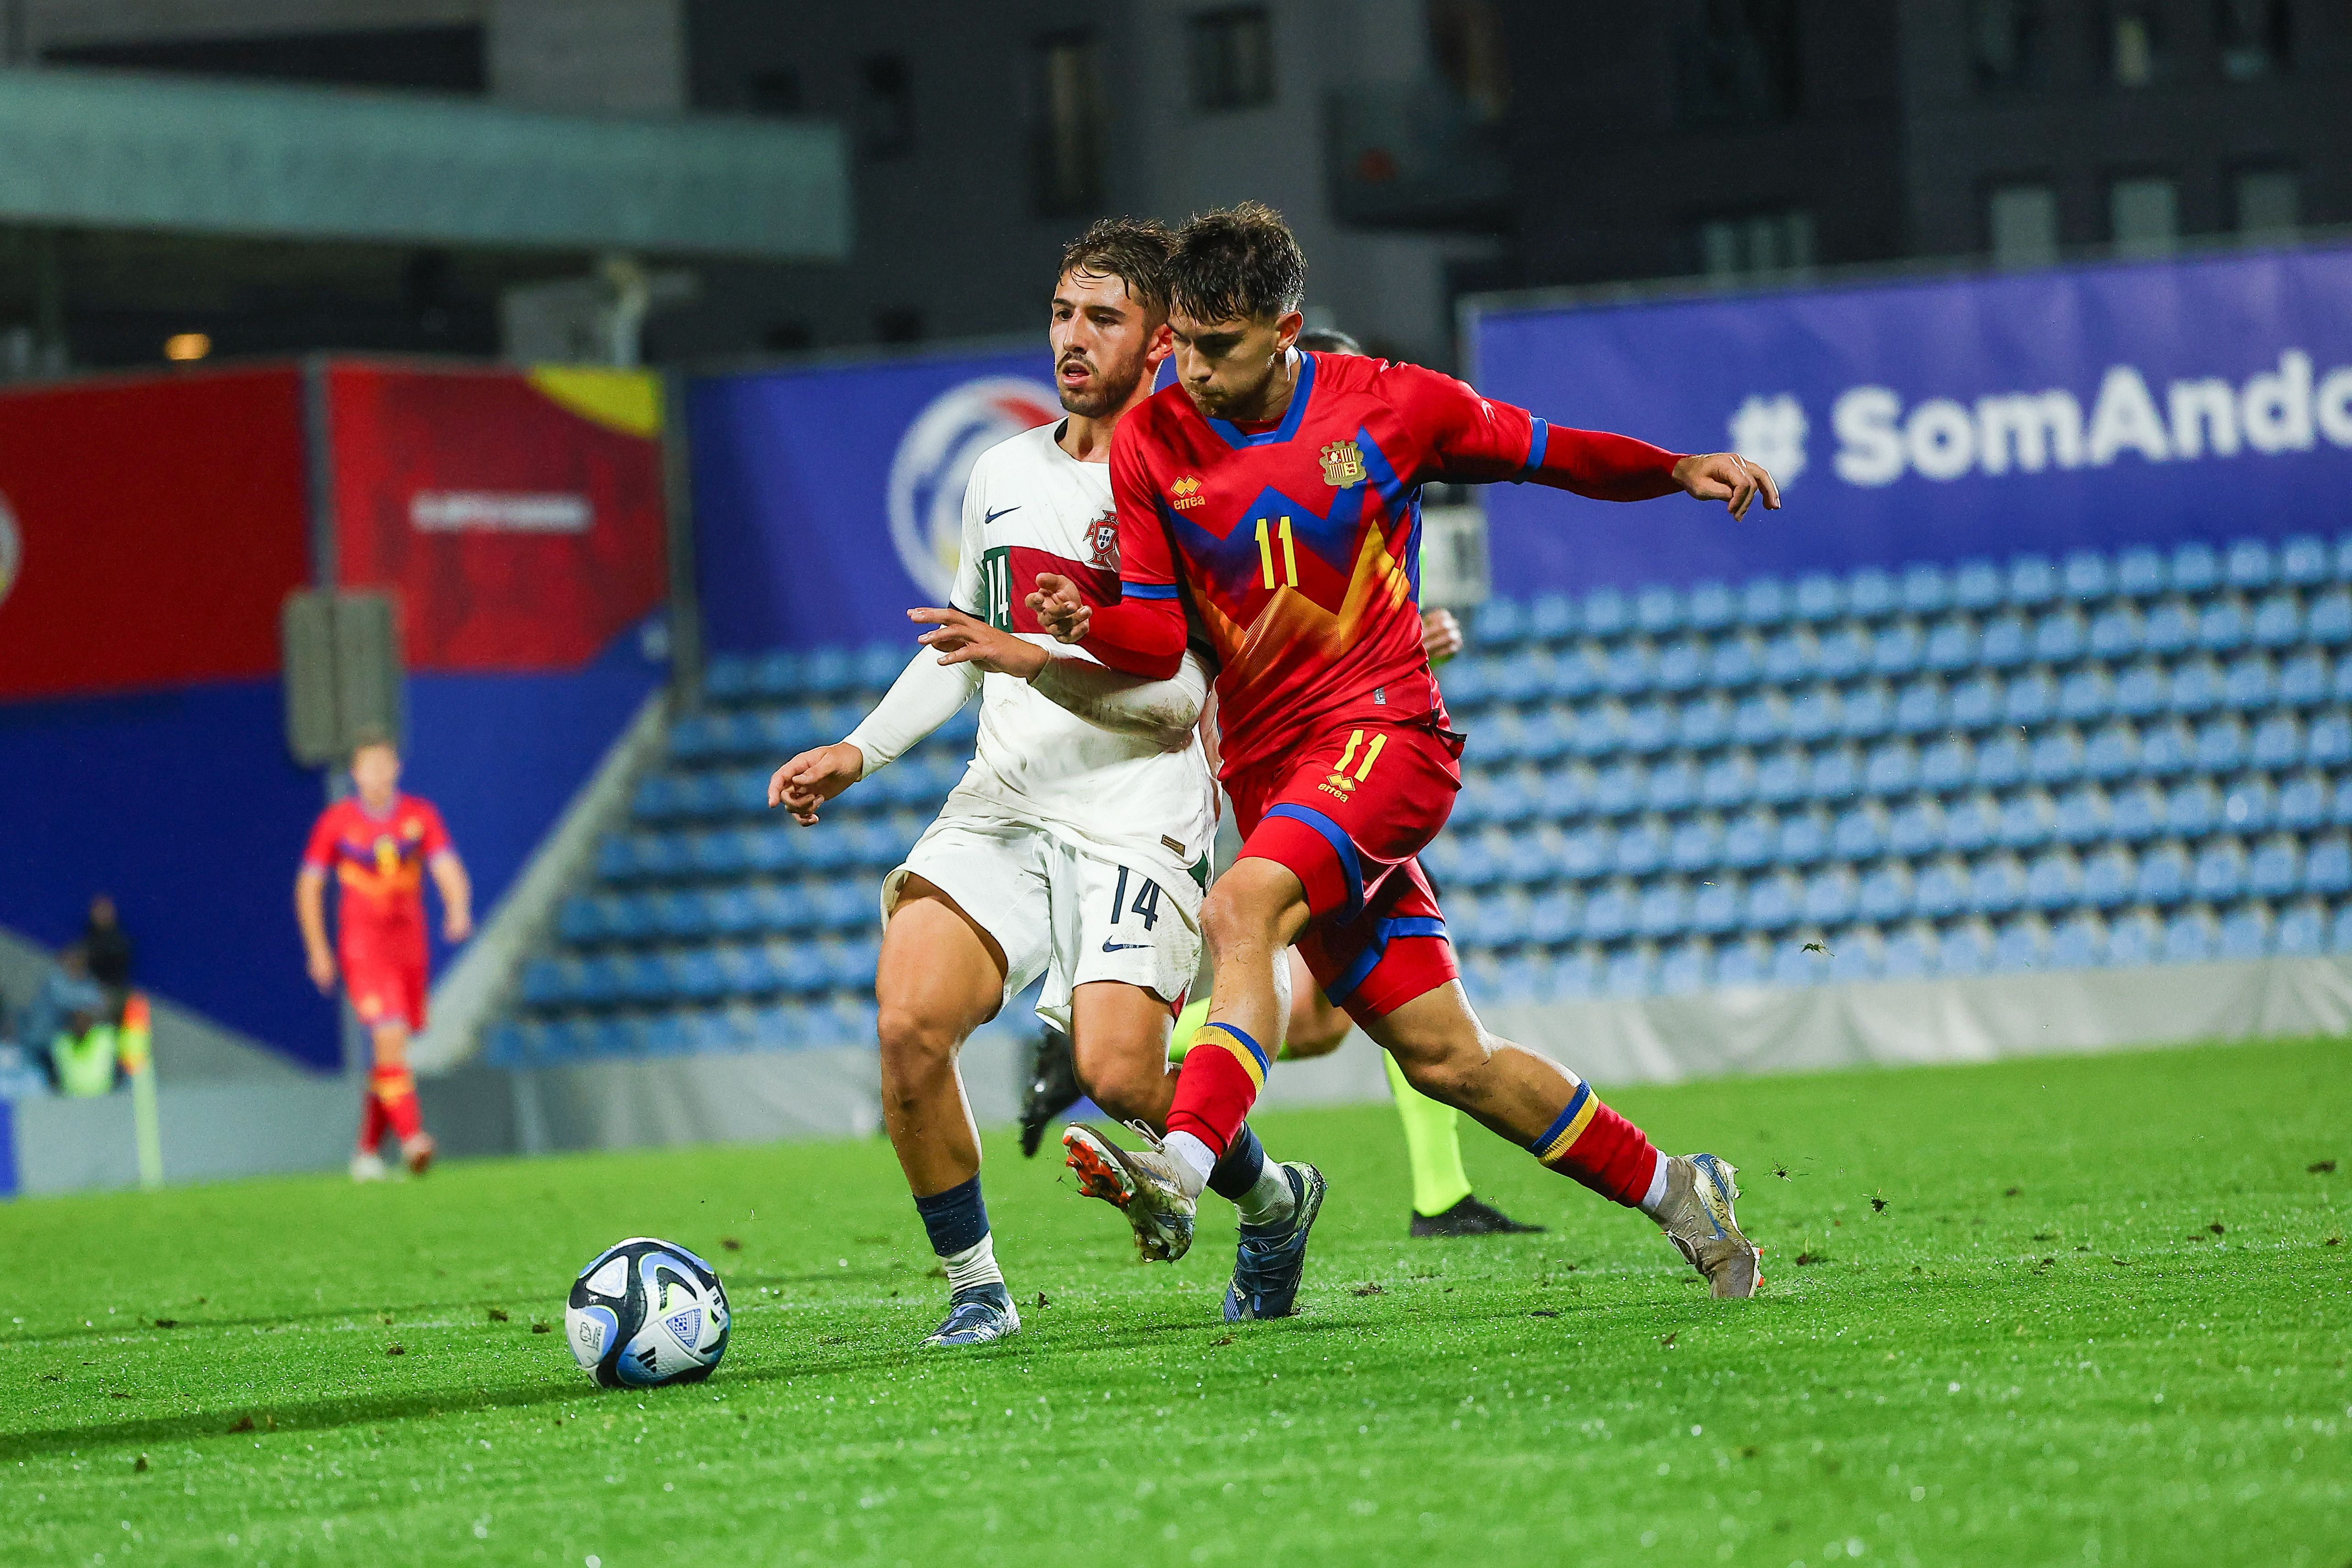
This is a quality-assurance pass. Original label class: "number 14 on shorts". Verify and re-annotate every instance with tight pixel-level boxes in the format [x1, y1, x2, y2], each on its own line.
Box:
[1103, 864, 1162, 951]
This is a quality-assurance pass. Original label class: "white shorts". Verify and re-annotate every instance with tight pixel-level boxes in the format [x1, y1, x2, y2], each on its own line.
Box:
[881, 810, 1203, 1034]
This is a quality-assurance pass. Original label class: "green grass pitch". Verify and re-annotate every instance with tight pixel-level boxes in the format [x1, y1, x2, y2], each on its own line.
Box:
[2, 1036, 2346, 1568]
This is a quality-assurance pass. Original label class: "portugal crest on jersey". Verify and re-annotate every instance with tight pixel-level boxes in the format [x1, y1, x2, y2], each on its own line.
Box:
[1087, 513, 1120, 572]
[1319, 439, 1366, 488]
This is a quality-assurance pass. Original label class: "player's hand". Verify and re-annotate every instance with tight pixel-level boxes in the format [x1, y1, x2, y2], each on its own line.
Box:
[1672, 452, 1780, 521]
[1027, 572, 1093, 644]
[443, 908, 473, 945]
[1420, 607, 1464, 663]
[306, 948, 337, 993]
[768, 742, 864, 825]
[908, 606, 1048, 679]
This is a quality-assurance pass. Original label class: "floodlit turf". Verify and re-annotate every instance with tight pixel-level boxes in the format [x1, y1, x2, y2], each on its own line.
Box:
[1, 1038, 2346, 1568]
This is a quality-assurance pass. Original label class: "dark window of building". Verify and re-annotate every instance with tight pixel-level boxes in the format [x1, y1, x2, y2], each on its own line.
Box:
[1190, 6, 1276, 112]
[746, 67, 802, 116]
[1987, 183, 2060, 265]
[1675, 0, 1800, 125]
[44, 25, 486, 93]
[1969, 0, 2043, 92]
[857, 54, 914, 157]
[1697, 210, 1815, 278]
[1033, 32, 1107, 217]
[2105, 4, 2169, 87]
[2215, 0, 2289, 80]
[2110, 175, 2179, 255]
[2233, 167, 2298, 239]
[874, 308, 925, 344]
[1428, 0, 1509, 121]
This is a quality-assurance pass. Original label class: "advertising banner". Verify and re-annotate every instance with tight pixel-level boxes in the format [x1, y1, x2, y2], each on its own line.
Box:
[1472, 246, 2352, 594]
[0, 367, 308, 700]
[688, 346, 1060, 653]
[328, 363, 669, 671]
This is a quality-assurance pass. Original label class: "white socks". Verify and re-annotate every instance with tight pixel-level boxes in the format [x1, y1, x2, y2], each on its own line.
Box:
[1161, 1131, 1217, 1199]
[1234, 1160, 1296, 1228]
[941, 1232, 1003, 1295]
[1637, 1150, 1673, 1218]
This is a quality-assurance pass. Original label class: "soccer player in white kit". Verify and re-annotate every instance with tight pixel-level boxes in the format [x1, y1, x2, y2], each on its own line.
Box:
[768, 220, 1322, 1347]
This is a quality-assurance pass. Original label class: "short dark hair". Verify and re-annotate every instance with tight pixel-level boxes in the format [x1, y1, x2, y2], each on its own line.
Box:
[1058, 217, 1173, 313]
[1168, 201, 1307, 323]
[348, 724, 398, 762]
[1296, 328, 1363, 356]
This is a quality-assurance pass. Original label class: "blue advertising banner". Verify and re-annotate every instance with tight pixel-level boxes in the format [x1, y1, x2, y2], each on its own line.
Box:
[1473, 246, 2352, 596]
[689, 347, 1063, 652]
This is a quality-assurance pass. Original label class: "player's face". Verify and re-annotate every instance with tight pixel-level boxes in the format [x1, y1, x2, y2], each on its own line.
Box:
[1050, 270, 1170, 419]
[351, 743, 402, 803]
[1167, 308, 1303, 421]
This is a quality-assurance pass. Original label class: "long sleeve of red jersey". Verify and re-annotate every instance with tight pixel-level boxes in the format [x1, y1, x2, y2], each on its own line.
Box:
[1384, 361, 1687, 501]
[1080, 418, 1189, 680]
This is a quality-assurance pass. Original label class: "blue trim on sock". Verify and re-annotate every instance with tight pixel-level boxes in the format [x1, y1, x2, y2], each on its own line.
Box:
[913, 1175, 989, 1258]
[1528, 1081, 1592, 1158]
[1263, 803, 1365, 919]
[1194, 1019, 1271, 1078]
[1206, 1122, 1267, 1202]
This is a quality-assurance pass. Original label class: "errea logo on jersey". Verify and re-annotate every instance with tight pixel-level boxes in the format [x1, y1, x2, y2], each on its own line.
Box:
[1169, 476, 1205, 509]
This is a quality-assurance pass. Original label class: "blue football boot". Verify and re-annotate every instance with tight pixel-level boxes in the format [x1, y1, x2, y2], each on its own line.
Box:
[1223, 1162, 1327, 1322]
[920, 1282, 1022, 1348]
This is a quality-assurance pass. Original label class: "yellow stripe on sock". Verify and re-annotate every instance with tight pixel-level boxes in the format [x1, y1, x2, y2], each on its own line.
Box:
[1532, 1090, 1601, 1164]
[1189, 1024, 1267, 1090]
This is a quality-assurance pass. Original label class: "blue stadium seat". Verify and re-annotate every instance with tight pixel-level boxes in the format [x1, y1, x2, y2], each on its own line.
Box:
[1676, 693, 1732, 751]
[1900, 562, 1951, 616]
[2163, 907, 2220, 964]
[1763, 630, 1813, 686]
[2143, 599, 2194, 656]
[1811, 746, 1862, 803]
[647, 890, 704, 941]
[2140, 721, 2195, 778]
[2193, 717, 2248, 774]
[1776, 808, 1832, 867]
[2136, 842, 2192, 904]
[2106, 908, 2163, 967]
[1793, 573, 1844, 624]
[1954, 558, 2004, 611]
[2088, 603, 2143, 660]
[2050, 912, 2107, 969]
[2031, 608, 2087, 665]
[2007, 555, 2059, 607]
[2248, 835, 2302, 899]
[2335, 904, 2352, 955]
[1526, 890, 1581, 946]
[2225, 653, 2281, 712]
[1655, 637, 1708, 693]
[1707, 633, 1763, 690]
[1756, 747, 1812, 806]
[1705, 936, 1765, 987]
[2170, 541, 2220, 596]
[1871, 621, 1925, 678]
[2029, 727, 2087, 786]
[1968, 853, 2028, 916]
[1862, 741, 1918, 798]
[1593, 760, 1646, 817]
[801, 647, 857, 696]
[1738, 577, 1790, 628]
[2082, 846, 2136, 909]
[1441, 657, 1493, 709]
[1600, 944, 1658, 999]
[1894, 678, 1949, 737]
[2225, 538, 2275, 591]
[2337, 653, 2352, 702]
[2109, 782, 2167, 842]
[556, 895, 607, 945]
[1950, 673, 2001, 730]
[1919, 734, 1972, 793]
[1636, 584, 1684, 635]
[2279, 535, 2330, 586]
[2277, 772, 2329, 832]
[2110, 662, 2163, 719]
[2083, 721, 2140, 782]
[1733, 691, 1789, 747]
[2054, 784, 2112, 845]
[751, 650, 802, 700]
[1583, 586, 1630, 640]
[2309, 590, 2352, 647]
[2249, 713, 2300, 771]
[1581, 881, 1636, 943]
[813, 879, 875, 933]
[1850, 861, 1906, 923]
[1528, 593, 1579, 642]
[2220, 776, 2275, 835]
[2165, 777, 2221, 838]
[1722, 809, 1777, 871]
[1848, 566, 1897, 621]
[2116, 547, 2167, 599]
[1818, 624, 1868, 681]
[2198, 597, 2251, 654]
[2167, 657, 2222, 716]
[1656, 940, 1713, 995]
[1999, 791, 2059, 851]
[2252, 591, 2303, 650]
[1645, 756, 1699, 814]
[1802, 865, 1859, 925]
[1881, 923, 1937, 978]
[1840, 682, 1895, 741]
[1745, 871, 1804, 930]
[1923, 616, 1980, 674]
[2220, 902, 2271, 960]
[2308, 713, 2352, 769]
[1637, 880, 1692, 939]
[1473, 597, 1526, 647]
[1786, 685, 1839, 743]
[1887, 796, 1942, 857]
[1556, 824, 1611, 881]
[1611, 818, 1669, 878]
[1625, 700, 1677, 753]
[1912, 857, 1969, 920]
[1770, 941, 1824, 989]
[1572, 704, 1629, 760]
[2061, 550, 2113, 603]
[2308, 836, 2352, 897]
[1540, 765, 1596, 819]
[1939, 920, 1994, 975]
[1993, 915, 2050, 971]
[1483, 772, 1537, 827]
[1665, 816, 1722, 875]
[2192, 838, 2248, 903]
[2275, 900, 2327, 956]
[1974, 731, 2028, 790]
[1942, 792, 1999, 854]
[2280, 651, 2330, 709]
[1671, 579, 1729, 632]
[1830, 803, 1887, 861]
[1825, 927, 1882, 985]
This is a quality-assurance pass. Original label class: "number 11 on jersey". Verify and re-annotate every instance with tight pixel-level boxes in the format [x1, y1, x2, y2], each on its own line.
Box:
[1254, 517, 1297, 590]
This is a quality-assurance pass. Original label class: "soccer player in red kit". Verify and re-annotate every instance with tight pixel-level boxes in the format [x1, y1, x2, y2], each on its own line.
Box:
[296, 729, 473, 1181]
[1034, 204, 1777, 1298]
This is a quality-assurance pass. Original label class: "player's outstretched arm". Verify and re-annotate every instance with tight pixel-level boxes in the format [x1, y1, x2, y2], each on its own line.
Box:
[1029, 571, 1186, 681]
[428, 850, 473, 944]
[294, 865, 336, 992]
[767, 743, 865, 825]
[1669, 451, 1780, 521]
[912, 602, 1205, 748]
[768, 639, 980, 824]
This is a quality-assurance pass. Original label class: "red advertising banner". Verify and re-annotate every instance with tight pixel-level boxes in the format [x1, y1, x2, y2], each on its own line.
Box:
[0, 367, 309, 701]
[328, 364, 668, 672]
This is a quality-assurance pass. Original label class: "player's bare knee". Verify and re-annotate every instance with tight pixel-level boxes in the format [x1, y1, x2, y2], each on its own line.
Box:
[1072, 1034, 1173, 1125]
[1200, 859, 1305, 957]
[875, 1002, 962, 1078]
[1390, 1025, 1493, 1106]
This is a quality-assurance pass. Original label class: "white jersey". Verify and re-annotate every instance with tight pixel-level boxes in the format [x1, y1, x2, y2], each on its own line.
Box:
[942, 420, 1217, 882]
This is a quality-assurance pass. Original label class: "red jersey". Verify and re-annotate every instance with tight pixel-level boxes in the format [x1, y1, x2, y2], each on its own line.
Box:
[303, 794, 451, 943]
[1092, 352, 1686, 771]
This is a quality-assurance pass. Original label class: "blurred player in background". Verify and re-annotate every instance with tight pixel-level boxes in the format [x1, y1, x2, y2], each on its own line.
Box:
[297, 728, 472, 1181]
[1034, 203, 1773, 1298]
[769, 220, 1325, 1347]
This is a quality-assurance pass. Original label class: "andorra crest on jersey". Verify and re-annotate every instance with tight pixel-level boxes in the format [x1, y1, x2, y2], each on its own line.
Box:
[1168, 475, 1205, 510]
[1086, 512, 1119, 572]
[1320, 440, 1366, 488]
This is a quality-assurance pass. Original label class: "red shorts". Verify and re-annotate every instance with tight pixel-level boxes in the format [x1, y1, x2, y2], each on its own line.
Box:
[1226, 717, 1464, 1024]
[343, 930, 428, 1032]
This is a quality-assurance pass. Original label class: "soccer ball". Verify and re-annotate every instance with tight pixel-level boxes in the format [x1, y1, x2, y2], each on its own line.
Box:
[565, 1238, 731, 1388]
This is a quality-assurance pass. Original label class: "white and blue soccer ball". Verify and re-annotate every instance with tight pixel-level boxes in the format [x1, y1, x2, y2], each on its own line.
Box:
[565, 1237, 731, 1388]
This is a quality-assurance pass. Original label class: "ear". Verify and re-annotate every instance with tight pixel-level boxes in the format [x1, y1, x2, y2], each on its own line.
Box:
[1273, 309, 1305, 354]
[1144, 317, 1174, 371]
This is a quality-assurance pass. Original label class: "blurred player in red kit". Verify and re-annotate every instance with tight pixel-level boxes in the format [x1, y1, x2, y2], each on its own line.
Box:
[1034, 203, 1777, 1298]
[296, 729, 473, 1181]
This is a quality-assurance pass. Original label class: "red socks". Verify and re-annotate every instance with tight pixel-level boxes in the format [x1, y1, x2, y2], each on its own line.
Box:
[1529, 1079, 1658, 1206]
[357, 1084, 390, 1155]
[372, 1065, 424, 1143]
[1163, 1023, 1270, 1162]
